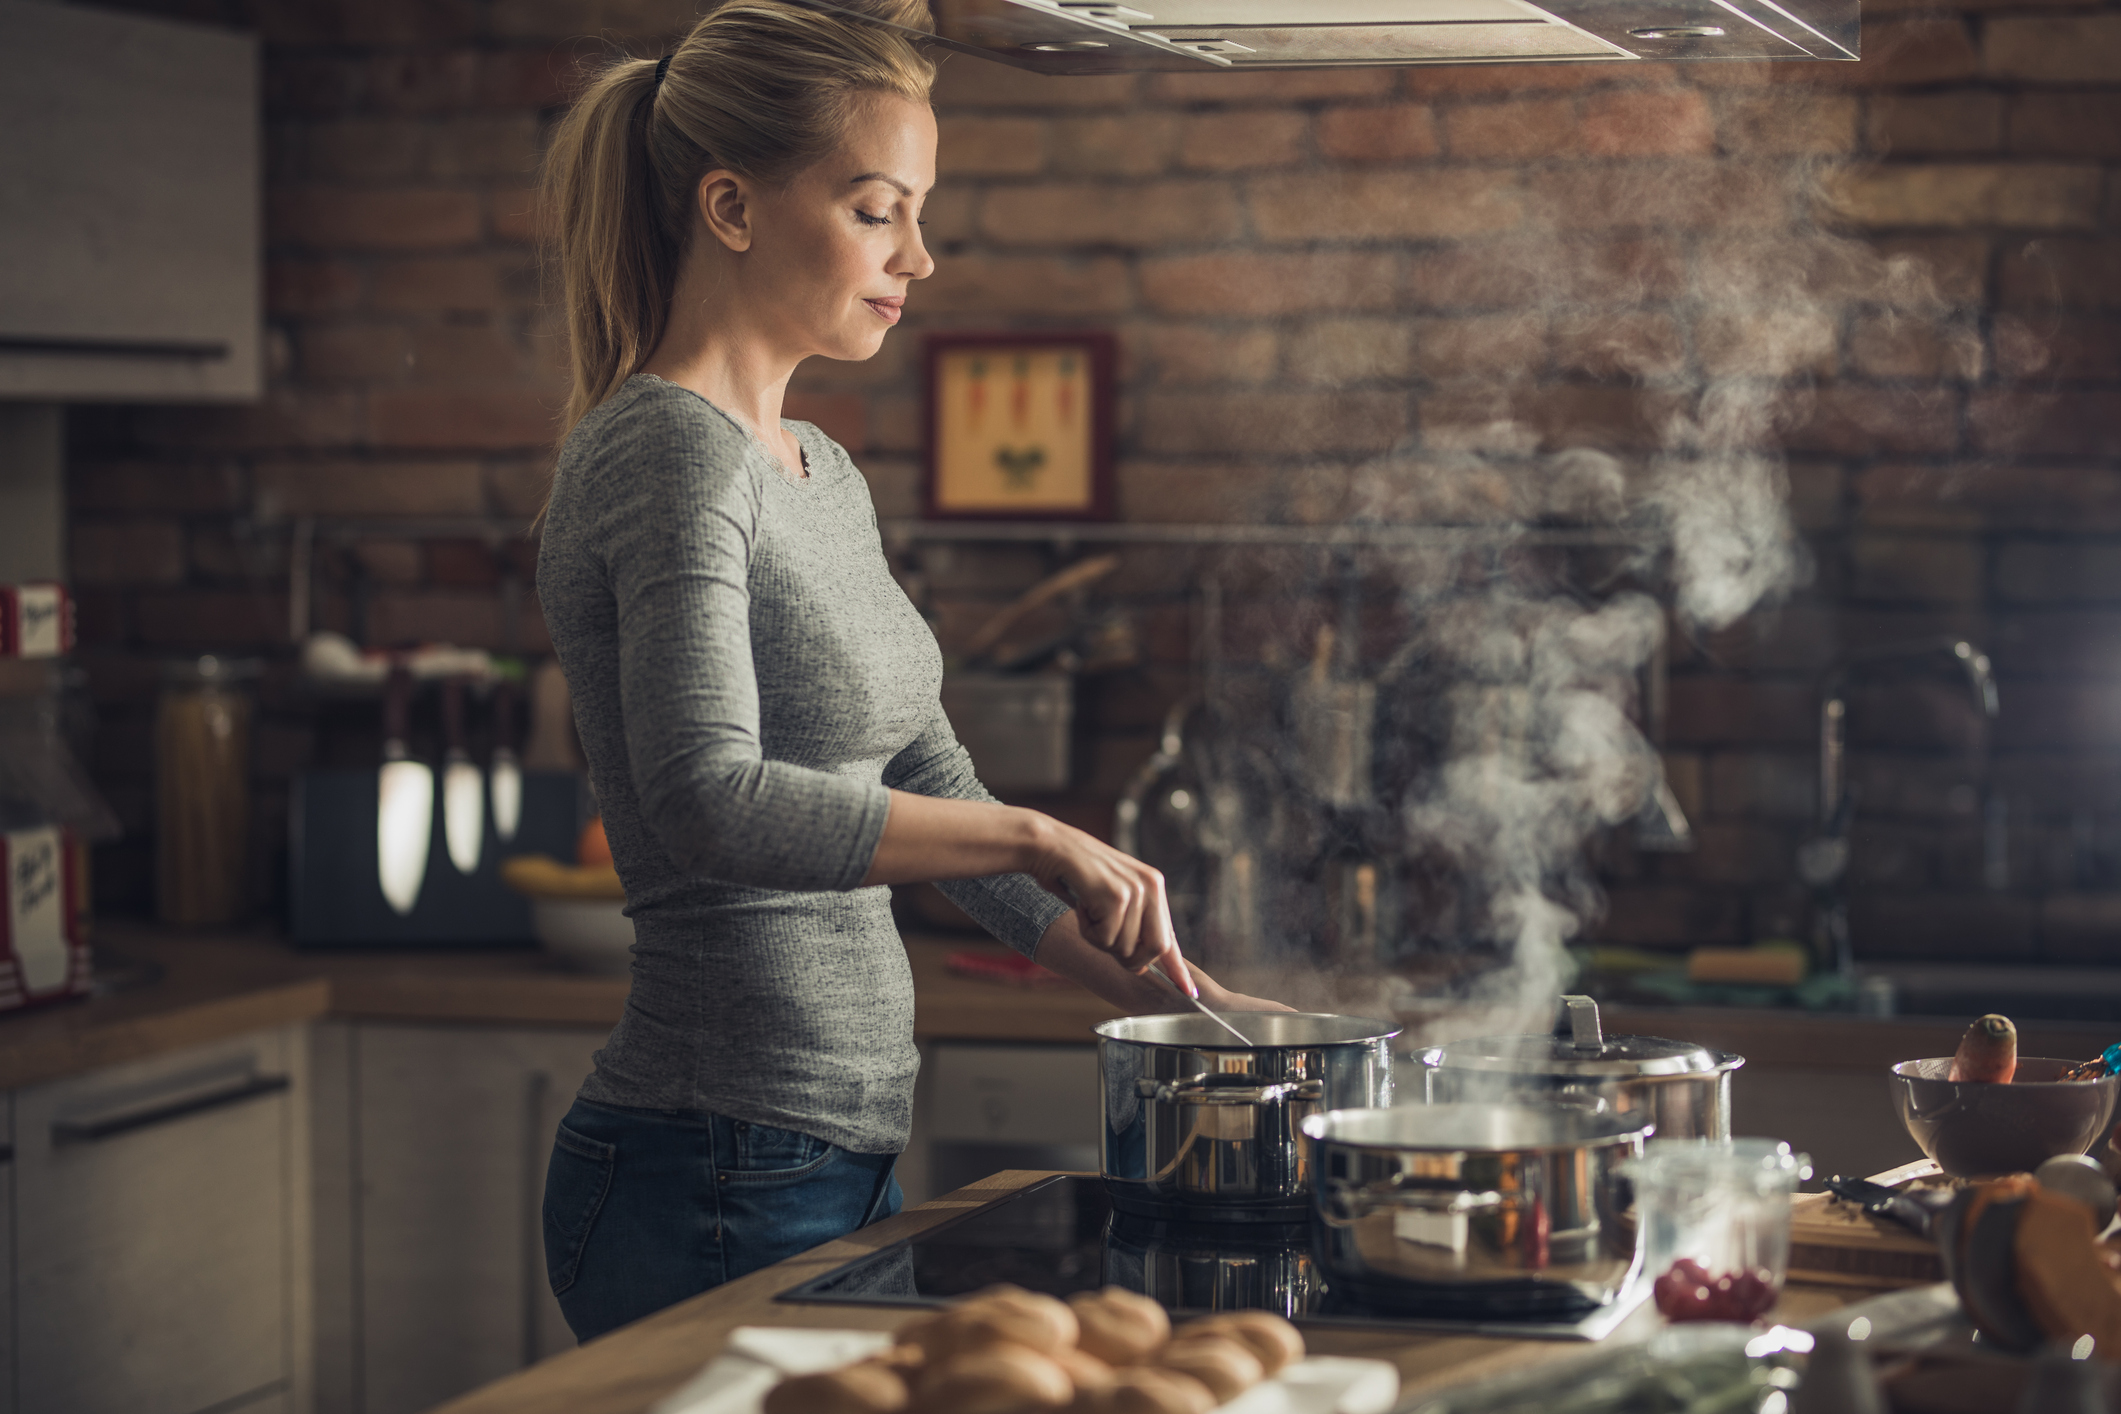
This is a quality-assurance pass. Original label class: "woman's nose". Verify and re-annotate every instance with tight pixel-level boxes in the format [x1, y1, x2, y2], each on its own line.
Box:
[895, 224, 935, 282]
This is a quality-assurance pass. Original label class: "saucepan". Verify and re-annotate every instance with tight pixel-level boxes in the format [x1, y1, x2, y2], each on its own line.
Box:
[1420, 996, 1742, 1142]
[1096, 1012, 1400, 1224]
[1303, 1104, 1653, 1317]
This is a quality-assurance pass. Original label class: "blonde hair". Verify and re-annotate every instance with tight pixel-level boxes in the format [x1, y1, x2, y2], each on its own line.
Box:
[543, 0, 936, 441]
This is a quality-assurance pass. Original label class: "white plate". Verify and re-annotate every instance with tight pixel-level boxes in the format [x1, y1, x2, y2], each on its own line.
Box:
[650, 1325, 1399, 1414]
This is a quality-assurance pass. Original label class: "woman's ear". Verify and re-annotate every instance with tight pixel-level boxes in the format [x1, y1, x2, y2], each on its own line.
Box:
[697, 171, 753, 253]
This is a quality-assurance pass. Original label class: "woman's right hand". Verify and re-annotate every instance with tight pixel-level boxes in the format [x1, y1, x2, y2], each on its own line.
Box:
[1021, 814, 1194, 996]
[860, 791, 1194, 995]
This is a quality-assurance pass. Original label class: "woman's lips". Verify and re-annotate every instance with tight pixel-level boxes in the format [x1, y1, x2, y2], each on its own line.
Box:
[863, 297, 903, 325]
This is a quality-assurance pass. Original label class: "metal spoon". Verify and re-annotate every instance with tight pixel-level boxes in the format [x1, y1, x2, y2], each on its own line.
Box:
[1151, 960, 1251, 1045]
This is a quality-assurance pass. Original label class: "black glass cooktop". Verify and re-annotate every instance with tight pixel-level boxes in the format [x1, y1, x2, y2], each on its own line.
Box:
[775, 1175, 1650, 1340]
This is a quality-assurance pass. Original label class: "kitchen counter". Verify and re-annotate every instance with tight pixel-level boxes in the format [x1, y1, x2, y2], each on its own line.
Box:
[0, 923, 1131, 1090]
[9, 921, 2121, 1091]
[424, 1167, 1883, 1414]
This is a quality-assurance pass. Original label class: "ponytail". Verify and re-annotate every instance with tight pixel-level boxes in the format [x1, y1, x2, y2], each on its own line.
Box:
[544, 56, 674, 441]
[542, 0, 937, 444]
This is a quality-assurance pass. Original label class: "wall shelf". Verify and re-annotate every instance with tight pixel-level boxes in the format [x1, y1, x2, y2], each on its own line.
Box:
[877, 520, 1658, 550]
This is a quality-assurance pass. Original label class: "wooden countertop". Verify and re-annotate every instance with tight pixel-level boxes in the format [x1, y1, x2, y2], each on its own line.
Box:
[9, 921, 2120, 1092]
[0, 923, 1128, 1090]
[426, 1168, 1881, 1414]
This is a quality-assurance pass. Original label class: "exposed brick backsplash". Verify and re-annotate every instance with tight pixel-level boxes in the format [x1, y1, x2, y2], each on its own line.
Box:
[63, 0, 2121, 969]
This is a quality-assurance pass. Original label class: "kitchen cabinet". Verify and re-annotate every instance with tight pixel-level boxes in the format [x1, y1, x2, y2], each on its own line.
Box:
[316, 1022, 603, 1414]
[907, 1041, 1101, 1204]
[0, 1, 259, 401]
[13, 1025, 309, 1414]
[0, 1094, 12, 1414]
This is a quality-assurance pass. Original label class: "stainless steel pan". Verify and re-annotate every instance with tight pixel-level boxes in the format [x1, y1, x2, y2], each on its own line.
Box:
[1303, 1104, 1652, 1316]
[1096, 1012, 1399, 1223]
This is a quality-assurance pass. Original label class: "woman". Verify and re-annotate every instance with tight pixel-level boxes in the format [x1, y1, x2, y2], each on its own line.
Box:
[535, 0, 1281, 1342]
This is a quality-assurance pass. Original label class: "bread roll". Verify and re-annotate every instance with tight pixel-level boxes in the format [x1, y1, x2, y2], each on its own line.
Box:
[919, 1346, 1074, 1414]
[908, 1289, 1079, 1363]
[763, 1362, 910, 1414]
[1106, 1367, 1216, 1414]
[1183, 1311, 1304, 1375]
[1053, 1345, 1117, 1393]
[1065, 1385, 1115, 1414]
[1155, 1336, 1264, 1403]
[1067, 1289, 1171, 1366]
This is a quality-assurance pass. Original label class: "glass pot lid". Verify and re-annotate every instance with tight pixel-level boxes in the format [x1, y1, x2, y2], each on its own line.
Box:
[1421, 995, 1736, 1079]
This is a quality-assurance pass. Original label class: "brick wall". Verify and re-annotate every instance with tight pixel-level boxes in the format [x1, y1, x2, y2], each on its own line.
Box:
[66, 0, 2121, 968]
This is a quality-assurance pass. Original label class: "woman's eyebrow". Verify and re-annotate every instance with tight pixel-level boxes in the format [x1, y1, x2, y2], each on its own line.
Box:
[849, 172, 915, 197]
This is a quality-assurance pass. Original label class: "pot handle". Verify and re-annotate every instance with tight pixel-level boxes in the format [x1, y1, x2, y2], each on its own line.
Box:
[1136, 1075, 1326, 1105]
[1386, 1185, 1506, 1213]
[1319, 1178, 1506, 1223]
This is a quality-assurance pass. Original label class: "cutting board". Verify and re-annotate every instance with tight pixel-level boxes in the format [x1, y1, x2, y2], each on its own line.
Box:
[1788, 1159, 1950, 1289]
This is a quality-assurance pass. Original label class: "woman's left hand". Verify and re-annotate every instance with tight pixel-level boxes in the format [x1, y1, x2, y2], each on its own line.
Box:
[1032, 912, 1294, 1016]
[1193, 965, 1294, 1016]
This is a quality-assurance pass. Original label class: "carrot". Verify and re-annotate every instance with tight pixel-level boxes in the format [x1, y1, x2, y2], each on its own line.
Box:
[1951, 1014, 2019, 1084]
[577, 817, 612, 868]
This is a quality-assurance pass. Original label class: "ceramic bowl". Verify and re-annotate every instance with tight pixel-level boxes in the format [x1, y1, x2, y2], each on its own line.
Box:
[1890, 1057, 2120, 1178]
[530, 896, 635, 975]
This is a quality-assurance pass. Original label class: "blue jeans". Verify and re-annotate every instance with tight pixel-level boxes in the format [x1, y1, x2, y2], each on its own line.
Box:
[542, 1097, 903, 1342]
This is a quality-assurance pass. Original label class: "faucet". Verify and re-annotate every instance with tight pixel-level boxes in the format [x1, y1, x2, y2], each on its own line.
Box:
[1799, 638, 1998, 975]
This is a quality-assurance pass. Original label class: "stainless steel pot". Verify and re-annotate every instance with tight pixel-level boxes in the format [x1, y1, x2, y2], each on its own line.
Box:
[1096, 1012, 1400, 1223]
[1303, 1104, 1652, 1316]
[1419, 996, 1742, 1142]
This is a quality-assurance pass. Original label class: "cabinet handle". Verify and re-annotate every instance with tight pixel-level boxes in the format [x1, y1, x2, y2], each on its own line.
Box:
[52, 1074, 290, 1144]
[0, 334, 231, 360]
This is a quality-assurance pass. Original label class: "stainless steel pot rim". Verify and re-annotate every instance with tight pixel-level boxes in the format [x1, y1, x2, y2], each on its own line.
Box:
[1419, 1036, 1743, 1079]
[1097, 1011, 1402, 1049]
[1301, 1103, 1655, 1150]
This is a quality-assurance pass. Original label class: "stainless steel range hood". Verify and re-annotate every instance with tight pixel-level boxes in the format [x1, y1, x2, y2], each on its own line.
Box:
[813, 0, 1857, 70]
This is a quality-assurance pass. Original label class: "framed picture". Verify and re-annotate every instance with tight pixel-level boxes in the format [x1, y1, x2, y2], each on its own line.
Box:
[924, 331, 1116, 521]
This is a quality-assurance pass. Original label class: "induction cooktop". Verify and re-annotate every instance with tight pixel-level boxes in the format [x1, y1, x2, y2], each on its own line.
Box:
[776, 1175, 1652, 1341]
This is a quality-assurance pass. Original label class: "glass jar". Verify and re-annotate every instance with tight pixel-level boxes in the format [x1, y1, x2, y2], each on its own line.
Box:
[155, 656, 259, 926]
[1628, 1139, 1812, 1324]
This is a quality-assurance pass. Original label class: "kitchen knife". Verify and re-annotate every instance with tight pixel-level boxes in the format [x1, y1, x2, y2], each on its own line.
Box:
[377, 665, 433, 915]
[1825, 1173, 1951, 1238]
[441, 678, 484, 875]
[489, 679, 522, 843]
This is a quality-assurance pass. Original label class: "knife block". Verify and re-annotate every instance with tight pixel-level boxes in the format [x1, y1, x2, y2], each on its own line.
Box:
[289, 768, 584, 947]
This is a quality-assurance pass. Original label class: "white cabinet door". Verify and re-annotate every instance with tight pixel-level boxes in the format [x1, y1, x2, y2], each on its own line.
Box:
[15, 1026, 305, 1414]
[0, 1, 260, 401]
[917, 1043, 1101, 1202]
[927, 1043, 1101, 1146]
[351, 1024, 603, 1414]
[0, 1092, 13, 1414]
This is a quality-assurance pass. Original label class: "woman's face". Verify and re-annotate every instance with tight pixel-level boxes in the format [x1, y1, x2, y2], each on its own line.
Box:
[711, 91, 937, 364]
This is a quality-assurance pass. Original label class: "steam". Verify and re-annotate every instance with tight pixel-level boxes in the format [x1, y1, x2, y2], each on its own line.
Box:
[1181, 112, 1971, 1043]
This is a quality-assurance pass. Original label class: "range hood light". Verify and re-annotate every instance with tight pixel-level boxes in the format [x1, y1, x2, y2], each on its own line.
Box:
[794, 0, 1859, 70]
[1167, 37, 1257, 53]
[1056, 2, 1152, 17]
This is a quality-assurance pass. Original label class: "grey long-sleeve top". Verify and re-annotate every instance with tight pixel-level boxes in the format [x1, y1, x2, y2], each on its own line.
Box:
[537, 374, 1068, 1152]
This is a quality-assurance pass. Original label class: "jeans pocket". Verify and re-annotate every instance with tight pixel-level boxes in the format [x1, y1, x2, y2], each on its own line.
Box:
[721, 1119, 835, 1185]
[543, 1120, 617, 1297]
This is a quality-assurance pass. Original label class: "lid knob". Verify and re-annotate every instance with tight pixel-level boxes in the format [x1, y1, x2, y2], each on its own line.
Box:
[1562, 995, 1603, 1052]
